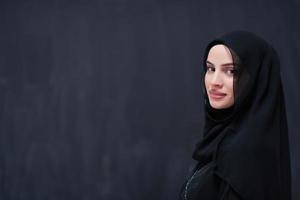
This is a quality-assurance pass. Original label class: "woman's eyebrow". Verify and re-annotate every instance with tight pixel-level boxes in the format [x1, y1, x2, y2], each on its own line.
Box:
[206, 60, 235, 67]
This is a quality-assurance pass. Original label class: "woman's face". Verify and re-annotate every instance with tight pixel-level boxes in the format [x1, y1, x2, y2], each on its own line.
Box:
[205, 44, 235, 109]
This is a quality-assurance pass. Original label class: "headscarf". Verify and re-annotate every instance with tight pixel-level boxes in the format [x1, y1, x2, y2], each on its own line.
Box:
[192, 31, 291, 200]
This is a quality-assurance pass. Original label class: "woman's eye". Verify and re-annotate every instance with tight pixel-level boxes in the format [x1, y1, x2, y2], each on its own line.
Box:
[206, 66, 214, 72]
[226, 69, 236, 76]
[206, 66, 236, 76]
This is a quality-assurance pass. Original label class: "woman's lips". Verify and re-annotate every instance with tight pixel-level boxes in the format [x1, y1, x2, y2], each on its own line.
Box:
[209, 91, 226, 99]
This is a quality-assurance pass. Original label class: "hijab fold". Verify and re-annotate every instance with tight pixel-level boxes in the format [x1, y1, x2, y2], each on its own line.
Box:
[192, 31, 291, 200]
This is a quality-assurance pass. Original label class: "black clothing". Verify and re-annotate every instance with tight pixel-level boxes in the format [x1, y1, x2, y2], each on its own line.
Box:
[181, 31, 291, 200]
[179, 161, 241, 200]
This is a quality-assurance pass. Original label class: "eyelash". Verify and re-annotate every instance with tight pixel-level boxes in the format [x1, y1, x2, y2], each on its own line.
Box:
[206, 66, 236, 76]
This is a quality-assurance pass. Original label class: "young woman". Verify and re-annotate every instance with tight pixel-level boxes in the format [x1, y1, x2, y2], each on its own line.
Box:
[179, 31, 291, 200]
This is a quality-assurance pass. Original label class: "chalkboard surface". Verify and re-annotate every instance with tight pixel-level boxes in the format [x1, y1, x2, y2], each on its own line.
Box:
[0, 1, 298, 200]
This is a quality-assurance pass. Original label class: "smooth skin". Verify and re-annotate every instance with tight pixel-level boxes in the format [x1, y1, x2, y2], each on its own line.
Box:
[205, 44, 236, 109]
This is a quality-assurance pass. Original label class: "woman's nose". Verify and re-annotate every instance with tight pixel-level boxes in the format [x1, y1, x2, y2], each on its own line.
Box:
[211, 72, 223, 86]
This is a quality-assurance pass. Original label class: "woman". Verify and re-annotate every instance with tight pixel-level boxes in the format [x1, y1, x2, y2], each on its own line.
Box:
[179, 31, 291, 200]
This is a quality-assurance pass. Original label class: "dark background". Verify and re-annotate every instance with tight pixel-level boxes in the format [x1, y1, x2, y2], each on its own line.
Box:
[0, 0, 299, 199]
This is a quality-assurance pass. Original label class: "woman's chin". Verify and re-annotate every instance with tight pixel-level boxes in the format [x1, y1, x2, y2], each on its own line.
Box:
[209, 100, 233, 109]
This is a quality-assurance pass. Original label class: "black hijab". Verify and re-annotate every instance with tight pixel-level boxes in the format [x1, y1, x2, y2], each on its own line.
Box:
[192, 31, 291, 200]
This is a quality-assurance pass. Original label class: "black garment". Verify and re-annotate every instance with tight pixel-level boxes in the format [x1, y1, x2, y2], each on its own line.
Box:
[179, 161, 241, 200]
[181, 31, 291, 200]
